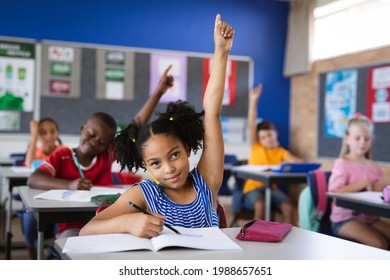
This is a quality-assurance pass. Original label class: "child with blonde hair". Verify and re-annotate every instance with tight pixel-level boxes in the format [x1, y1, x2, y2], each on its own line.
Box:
[329, 114, 390, 249]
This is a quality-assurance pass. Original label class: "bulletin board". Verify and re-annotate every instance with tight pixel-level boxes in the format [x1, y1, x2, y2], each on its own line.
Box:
[0, 37, 36, 133]
[0, 38, 252, 139]
[38, 41, 253, 137]
[318, 62, 390, 162]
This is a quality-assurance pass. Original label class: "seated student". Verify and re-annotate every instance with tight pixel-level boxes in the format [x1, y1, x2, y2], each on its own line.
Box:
[328, 114, 390, 250]
[242, 84, 303, 224]
[79, 14, 234, 237]
[27, 64, 174, 242]
[21, 118, 65, 259]
[25, 118, 65, 168]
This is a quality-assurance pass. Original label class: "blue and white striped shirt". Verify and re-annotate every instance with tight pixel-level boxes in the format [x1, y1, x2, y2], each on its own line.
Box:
[137, 168, 219, 228]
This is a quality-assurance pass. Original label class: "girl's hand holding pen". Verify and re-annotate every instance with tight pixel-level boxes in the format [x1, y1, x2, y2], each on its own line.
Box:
[124, 212, 165, 238]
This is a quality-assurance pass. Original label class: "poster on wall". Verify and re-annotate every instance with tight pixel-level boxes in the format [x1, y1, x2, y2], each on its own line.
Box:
[150, 53, 187, 103]
[41, 43, 81, 98]
[0, 40, 35, 111]
[105, 51, 125, 100]
[202, 59, 236, 106]
[96, 49, 134, 101]
[367, 65, 390, 123]
[324, 69, 358, 138]
[0, 110, 20, 131]
[48, 46, 74, 96]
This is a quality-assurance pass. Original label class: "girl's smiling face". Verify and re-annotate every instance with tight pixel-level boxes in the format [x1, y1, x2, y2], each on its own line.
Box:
[142, 134, 191, 189]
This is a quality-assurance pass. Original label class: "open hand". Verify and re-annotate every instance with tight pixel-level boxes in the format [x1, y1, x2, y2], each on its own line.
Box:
[249, 84, 263, 102]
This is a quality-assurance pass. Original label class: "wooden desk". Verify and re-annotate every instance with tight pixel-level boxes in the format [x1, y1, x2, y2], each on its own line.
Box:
[54, 227, 390, 260]
[231, 165, 307, 221]
[17, 186, 98, 260]
[0, 166, 31, 259]
[328, 191, 390, 218]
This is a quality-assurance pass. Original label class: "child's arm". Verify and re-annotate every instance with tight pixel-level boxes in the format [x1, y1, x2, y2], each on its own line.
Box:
[334, 179, 370, 193]
[27, 169, 92, 190]
[79, 185, 165, 237]
[24, 120, 39, 167]
[248, 84, 262, 146]
[284, 152, 304, 163]
[132, 65, 174, 125]
[198, 14, 234, 201]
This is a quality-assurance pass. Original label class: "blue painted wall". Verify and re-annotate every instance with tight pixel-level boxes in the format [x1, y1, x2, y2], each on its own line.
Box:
[0, 0, 291, 147]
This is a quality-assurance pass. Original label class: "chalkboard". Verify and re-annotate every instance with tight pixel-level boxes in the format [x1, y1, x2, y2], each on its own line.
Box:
[38, 42, 252, 135]
[318, 62, 390, 162]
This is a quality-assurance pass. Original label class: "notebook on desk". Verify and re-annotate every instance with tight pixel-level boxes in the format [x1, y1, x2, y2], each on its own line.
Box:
[272, 163, 321, 173]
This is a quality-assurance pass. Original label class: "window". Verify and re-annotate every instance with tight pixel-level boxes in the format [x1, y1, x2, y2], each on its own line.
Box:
[313, 0, 390, 60]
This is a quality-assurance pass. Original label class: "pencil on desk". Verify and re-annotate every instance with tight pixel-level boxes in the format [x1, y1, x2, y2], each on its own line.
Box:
[73, 152, 85, 179]
[128, 201, 181, 235]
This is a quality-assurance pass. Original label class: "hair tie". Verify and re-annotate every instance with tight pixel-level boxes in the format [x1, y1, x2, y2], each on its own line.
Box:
[131, 138, 136, 143]
[354, 112, 364, 118]
[169, 117, 174, 121]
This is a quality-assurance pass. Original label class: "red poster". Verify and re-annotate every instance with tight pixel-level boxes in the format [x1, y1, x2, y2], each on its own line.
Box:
[367, 65, 390, 123]
[202, 58, 236, 106]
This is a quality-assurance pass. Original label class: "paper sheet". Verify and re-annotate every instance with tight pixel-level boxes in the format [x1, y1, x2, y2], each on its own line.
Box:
[33, 186, 128, 202]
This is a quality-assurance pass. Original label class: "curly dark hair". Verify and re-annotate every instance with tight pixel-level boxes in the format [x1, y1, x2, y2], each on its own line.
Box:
[115, 100, 204, 173]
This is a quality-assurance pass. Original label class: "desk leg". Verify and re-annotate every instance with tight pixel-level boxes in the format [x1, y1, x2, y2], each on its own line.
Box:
[265, 187, 271, 221]
[37, 231, 44, 260]
[5, 189, 12, 259]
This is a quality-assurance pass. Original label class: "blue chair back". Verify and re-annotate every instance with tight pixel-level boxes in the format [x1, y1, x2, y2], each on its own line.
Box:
[219, 154, 238, 196]
[10, 152, 26, 166]
[305, 170, 333, 235]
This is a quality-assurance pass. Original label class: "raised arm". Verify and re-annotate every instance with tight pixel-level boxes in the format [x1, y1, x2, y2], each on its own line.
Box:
[133, 65, 174, 125]
[248, 84, 263, 146]
[24, 120, 39, 167]
[198, 14, 234, 200]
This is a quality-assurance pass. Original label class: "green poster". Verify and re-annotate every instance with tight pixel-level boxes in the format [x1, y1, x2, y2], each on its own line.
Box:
[105, 68, 125, 81]
[0, 40, 35, 59]
[50, 62, 72, 77]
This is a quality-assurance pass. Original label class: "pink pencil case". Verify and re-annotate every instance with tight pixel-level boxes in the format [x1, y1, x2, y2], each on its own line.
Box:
[236, 219, 292, 242]
[383, 186, 390, 203]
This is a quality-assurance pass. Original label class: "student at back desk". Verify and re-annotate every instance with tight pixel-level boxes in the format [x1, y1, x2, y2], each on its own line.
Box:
[243, 84, 303, 225]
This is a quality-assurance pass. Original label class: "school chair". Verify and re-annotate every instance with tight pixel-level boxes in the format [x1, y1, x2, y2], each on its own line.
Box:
[112, 171, 142, 185]
[229, 159, 253, 227]
[298, 170, 333, 236]
[9, 152, 26, 166]
[216, 202, 227, 228]
[95, 202, 228, 228]
[219, 154, 237, 195]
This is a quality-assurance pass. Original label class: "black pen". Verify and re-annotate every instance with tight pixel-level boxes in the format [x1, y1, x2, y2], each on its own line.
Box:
[128, 201, 181, 235]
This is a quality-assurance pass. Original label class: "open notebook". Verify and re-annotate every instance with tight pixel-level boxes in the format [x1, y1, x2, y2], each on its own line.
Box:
[33, 186, 128, 202]
[63, 227, 242, 253]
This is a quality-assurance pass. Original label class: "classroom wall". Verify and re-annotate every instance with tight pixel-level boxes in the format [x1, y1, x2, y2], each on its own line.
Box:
[0, 0, 289, 158]
[290, 45, 390, 176]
